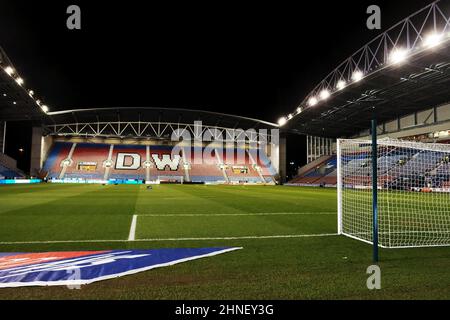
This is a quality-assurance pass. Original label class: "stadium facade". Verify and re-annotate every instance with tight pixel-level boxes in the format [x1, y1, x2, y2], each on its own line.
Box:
[0, 92, 285, 184]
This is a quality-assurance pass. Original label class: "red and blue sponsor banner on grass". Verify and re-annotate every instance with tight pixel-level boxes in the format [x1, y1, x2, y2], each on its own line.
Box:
[0, 247, 241, 288]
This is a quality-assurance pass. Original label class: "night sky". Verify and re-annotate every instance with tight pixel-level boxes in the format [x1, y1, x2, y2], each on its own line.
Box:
[0, 0, 434, 175]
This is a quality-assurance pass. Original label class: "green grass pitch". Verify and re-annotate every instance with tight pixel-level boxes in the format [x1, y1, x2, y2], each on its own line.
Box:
[0, 183, 449, 299]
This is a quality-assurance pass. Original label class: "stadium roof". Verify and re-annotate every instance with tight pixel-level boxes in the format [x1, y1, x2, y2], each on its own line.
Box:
[282, 0, 450, 138]
[0, 47, 47, 121]
[45, 107, 279, 130]
[42, 107, 279, 140]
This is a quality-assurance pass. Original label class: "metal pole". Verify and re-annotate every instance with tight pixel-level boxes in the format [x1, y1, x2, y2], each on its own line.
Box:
[371, 119, 379, 263]
[2, 121, 6, 154]
[337, 139, 343, 235]
[306, 136, 309, 163]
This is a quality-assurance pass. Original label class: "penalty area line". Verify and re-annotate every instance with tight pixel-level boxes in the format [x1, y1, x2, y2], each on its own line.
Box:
[137, 212, 337, 217]
[128, 214, 138, 241]
[136, 233, 339, 241]
[0, 233, 339, 245]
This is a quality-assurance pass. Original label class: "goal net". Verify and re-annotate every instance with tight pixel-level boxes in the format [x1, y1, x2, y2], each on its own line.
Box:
[337, 138, 450, 248]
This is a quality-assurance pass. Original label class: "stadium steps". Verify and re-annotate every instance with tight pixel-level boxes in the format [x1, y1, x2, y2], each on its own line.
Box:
[181, 147, 191, 182]
[103, 144, 115, 180]
[59, 143, 77, 179]
[247, 149, 266, 183]
[288, 155, 336, 185]
[297, 155, 332, 177]
[215, 149, 230, 183]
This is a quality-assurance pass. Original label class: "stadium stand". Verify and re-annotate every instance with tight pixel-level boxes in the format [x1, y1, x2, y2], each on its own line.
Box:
[149, 145, 186, 182]
[288, 146, 450, 190]
[0, 153, 25, 179]
[288, 147, 450, 188]
[64, 143, 109, 179]
[289, 155, 337, 186]
[43, 142, 74, 179]
[251, 149, 276, 183]
[221, 148, 263, 183]
[188, 147, 225, 183]
[42, 142, 276, 183]
[0, 164, 23, 179]
[108, 145, 147, 180]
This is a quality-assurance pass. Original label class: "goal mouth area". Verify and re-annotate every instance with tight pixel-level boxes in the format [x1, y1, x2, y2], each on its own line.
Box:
[157, 176, 185, 184]
[341, 231, 450, 249]
[337, 138, 450, 249]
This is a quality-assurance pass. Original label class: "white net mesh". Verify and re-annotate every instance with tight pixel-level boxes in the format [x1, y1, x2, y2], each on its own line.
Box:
[337, 138, 450, 248]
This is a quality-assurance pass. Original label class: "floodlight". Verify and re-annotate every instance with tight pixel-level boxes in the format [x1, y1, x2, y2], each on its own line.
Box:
[278, 117, 287, 126]
[319, 89, 330, 100]
[423, 33, 443, 48]
[41, 105, 49, 113]
[4, 66, 14, 76]
[308, 97, 318, 106]
[16, 77, 24, 85]
[390, 48, 409, 64]
[352, 70, 363, 82]
[336, 80, 346, 90]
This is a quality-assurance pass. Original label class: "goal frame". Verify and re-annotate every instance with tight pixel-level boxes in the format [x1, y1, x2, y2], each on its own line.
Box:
[336, 132, 450, 252]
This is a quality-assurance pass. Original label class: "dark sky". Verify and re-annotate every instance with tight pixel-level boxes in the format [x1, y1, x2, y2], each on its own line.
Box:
[0, 0, 434, 121]
[0, 0, 435, 174]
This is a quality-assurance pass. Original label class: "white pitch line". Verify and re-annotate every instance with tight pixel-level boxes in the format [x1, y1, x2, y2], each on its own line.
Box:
[0, 233, 339, 245]
[136, 233, 339, 241]
[128, 214, 138, 241]
[137, 212, 337, 217]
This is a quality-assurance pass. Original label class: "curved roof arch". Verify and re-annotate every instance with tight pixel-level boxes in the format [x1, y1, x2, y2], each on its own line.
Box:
[46, 107, 279, 130]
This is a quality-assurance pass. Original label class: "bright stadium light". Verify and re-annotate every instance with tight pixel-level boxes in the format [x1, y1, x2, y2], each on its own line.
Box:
[28, 90, 34, 96]
[16, 77, 24, 85]
[319, 89, 330, 100]
[423, 32, 443, 48]
[4, 66, 14, 76]
[389, 48, 409, 65]
[278, 117, 287, 126]
[41, 105, 49, 113]
[336, 80, 346, 90]
[287, 113, 293, 120]
[352, 70, 363, 82]
[297, 107, 302, 113]
[308, 97, 318, 106]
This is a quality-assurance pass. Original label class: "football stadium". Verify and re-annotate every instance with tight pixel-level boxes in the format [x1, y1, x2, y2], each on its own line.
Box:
[1, 1, 450, 301]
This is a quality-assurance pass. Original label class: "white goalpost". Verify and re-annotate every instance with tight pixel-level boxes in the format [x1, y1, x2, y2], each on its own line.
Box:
[337, 138, 450, 248]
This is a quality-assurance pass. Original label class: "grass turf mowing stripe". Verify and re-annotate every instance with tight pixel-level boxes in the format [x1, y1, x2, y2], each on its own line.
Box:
[0, 233, 339, 245]
[136, 213, 335, 239]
